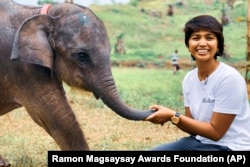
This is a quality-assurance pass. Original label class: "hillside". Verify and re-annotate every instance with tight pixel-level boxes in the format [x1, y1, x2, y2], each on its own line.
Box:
[88, 0, 247, 68]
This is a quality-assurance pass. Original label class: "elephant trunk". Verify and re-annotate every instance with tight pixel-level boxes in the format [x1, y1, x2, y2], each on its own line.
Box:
[93, 76, 154, 121]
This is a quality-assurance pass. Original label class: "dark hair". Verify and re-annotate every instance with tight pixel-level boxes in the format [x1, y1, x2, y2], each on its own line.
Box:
[183, 15, 224, 59]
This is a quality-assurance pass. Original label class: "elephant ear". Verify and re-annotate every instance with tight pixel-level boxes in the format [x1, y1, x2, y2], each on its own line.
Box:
[11, 15, 56, 70]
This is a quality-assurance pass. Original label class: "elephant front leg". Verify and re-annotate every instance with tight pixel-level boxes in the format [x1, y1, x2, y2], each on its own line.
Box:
[25, 102, 89, 150]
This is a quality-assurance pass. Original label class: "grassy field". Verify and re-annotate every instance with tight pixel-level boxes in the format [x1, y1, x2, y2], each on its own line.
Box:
[91, 0, 247, 64]
[1, 68, 189, 166]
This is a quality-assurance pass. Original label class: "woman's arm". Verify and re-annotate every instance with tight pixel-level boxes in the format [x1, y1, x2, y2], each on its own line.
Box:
[146, 105, 236, 141]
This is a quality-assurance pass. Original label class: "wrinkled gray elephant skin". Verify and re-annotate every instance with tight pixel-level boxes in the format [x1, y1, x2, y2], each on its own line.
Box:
[0, 0, 154, 162]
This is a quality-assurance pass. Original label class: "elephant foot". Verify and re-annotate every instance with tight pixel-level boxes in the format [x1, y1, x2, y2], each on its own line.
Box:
[0, 156, 11, 167]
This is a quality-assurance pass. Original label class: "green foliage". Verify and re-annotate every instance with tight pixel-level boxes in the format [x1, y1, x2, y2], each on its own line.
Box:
[129, 0, 140, 7]
[90, 0, 247, 64]
[37, 0, 58, 5]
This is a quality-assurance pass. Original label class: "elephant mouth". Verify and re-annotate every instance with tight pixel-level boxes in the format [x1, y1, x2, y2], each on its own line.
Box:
[92, 92, 100, 100]
[91, 76, 115, 101]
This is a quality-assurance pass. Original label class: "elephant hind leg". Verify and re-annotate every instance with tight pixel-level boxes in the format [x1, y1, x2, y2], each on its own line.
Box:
[0, 155, 11, 167]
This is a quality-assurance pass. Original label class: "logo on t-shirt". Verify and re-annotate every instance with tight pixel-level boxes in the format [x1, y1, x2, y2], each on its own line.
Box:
[202, 97, 215, 103]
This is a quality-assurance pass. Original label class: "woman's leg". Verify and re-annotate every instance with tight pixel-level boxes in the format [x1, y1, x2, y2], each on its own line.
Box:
[150, 136, 198, 150]
[172, 65, 177, 74]
[149, 136, 231, 151]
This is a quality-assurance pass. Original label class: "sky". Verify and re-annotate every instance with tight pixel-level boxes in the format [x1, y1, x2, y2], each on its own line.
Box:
[14, 0, 129, 6]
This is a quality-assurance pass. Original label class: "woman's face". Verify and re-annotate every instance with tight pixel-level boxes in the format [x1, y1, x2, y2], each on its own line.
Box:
[188, 30, 218, 62]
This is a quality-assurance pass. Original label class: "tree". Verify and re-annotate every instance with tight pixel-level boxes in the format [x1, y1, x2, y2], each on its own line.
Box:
[38, 0, 59, 5]
[245, 0, 250, 88]
[114, 33, 126, 55]
[65, 0, 74, 3]
[247, 0, 250, 61]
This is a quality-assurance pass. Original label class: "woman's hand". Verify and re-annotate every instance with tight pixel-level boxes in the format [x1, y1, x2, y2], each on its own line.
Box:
[145, 105, 175, 125]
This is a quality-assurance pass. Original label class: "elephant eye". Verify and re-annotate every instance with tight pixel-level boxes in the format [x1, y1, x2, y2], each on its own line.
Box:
[75, 52, 90, 63]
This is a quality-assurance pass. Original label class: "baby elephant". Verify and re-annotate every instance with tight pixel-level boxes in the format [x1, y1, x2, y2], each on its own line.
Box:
[0, 0, 153, 166]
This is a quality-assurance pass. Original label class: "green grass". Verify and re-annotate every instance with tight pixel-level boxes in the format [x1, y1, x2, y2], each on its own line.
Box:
[112, 67, 186, 111]
[90, 0, 247, 63]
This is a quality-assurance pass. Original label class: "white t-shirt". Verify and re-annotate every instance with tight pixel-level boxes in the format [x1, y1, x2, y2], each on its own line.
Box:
[171, 53, 178, 65]
[182, 62, 250, 150]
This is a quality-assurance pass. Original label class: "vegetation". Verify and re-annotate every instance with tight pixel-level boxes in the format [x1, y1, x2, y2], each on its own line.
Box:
[37, 0, 59, 5]
[90, 0, 247, 65]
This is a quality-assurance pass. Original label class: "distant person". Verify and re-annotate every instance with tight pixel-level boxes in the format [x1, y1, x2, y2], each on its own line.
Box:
[146, 15, 250, 150]
[171, 49, 180, 74]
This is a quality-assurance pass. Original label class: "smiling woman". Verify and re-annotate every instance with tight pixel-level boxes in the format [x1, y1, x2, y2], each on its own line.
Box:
[146, 15, 250, 151]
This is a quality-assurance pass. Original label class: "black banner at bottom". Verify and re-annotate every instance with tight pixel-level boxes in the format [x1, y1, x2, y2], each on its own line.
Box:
[48, 151, 250, 167]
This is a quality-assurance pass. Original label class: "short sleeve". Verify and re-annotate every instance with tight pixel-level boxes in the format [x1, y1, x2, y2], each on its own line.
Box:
[182, 73, 190, 107]
[213, 74, 246, 114]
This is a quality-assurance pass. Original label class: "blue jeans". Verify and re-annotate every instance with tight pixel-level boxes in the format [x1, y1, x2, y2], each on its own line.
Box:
[150, 136, 231, 151]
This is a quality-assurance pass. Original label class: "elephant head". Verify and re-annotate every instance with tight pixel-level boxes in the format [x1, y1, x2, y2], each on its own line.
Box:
[10, 3, 153, 120]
